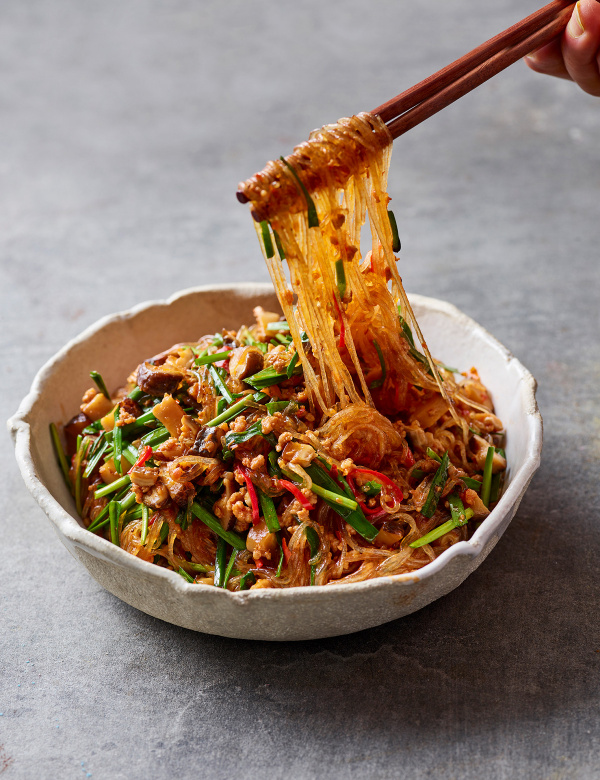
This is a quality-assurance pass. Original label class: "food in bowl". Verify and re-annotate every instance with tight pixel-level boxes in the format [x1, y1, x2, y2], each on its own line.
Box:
[51, 113, 507, 590]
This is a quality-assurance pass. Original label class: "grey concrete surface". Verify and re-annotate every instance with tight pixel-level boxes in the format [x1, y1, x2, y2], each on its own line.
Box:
[2, 0, 599, 777]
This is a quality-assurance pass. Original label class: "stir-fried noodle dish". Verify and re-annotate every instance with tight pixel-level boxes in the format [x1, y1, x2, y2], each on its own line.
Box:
[53, 113, 506, 591]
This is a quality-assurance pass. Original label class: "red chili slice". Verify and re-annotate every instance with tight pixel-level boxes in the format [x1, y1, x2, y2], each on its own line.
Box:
[349, 467, 404, 503]
[130, 445, 153, 471]
[236, 464, 260, 524]
[281, 538, 291, 563]
[278, 480, 313, 512]
[346, 473, 389, 517]
[332, 296, 346, 352]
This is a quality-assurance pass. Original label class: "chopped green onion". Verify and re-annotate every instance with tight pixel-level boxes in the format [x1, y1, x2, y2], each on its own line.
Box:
[489, 448, 506, 504]
[90, 371, 111, 400]
[239, 571, 256, 591]
[211, 333, 225, 347]
[205, 391, 268, 427]
[109, 501, 120, 546]
[369, 340, 387, 389]
[266, 399, 294, 415]
[94, 475, 131, 499]
[222, 549, 237, 589]
[388, 209, 401, 252]
[304, 464, 378, 542]
[191, 502, 246, 549]
[258, 490, 281, 533]
[481, 445, 495, 508]
[209, 365, 235, 405]
[178, 567, 194, 583]
[421, 452, 449, 519]
[260, 220, 274, 258]
[225, 420, 275, 449]
[335, 259, 347, 299]
[141, 505, 150, 545]
[194, 351, 231, 367]
[159, 520, 169, 545]
[280, 157, 319, 227]
[49, 423, 72, 491]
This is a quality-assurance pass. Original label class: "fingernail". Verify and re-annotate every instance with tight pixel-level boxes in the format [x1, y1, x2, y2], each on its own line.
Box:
[567, 1, 585, 38]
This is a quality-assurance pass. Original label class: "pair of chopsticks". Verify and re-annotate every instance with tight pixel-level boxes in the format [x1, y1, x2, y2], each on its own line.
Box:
[372, 0, 576, 138]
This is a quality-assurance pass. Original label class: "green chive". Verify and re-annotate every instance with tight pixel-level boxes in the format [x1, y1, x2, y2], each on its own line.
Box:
[286, 352, 300, 379]
[83, 437, 108, 479]
[260, 221, 274, 258]
[113, 407, 123, 474]
[421, 452, 449, 519]
[140, 427, 170, 447]
[335, 259, 347, 299]
[187, 562, 209, 573]
[222, 548, 237, 589]
[194, 351, 231, 367]
[94, 475, 131, 499]
[90, 370, 110, 400]
[245, 365, 301, 389]
[258, 490, 281, 533]
[205, 392, 268, 427]
[276, 539, 285, 577]
[369, 340, 387, 389]
[239, 571, 256, 591]
[127, 386, 145, 402]
[426, 447, 442, 464]
[209, 365, 235, 405]
[214, 538, 227, 588]
[388, 210, 401, 252]
[273, 230, 286, 260]
[303, 464, 378, 542]
[410, 494, 474, 548]
[75, 437, 92, 515]
[310, 483, 357, 510]
[141, 505, 150, 544]
[178, 567, 194, 583]
[109, 501, 120, 546]
[305, 526, 320, 586]
[280, 157, 319, 227]
[190, 502, 246, 549]
[398, 311, 416, 347]
[462, 476, 482, 492]
[121, 443, 139, 467]
[49, 423, 72, 491]
[159, 520, 169, 545]
[481, 445, 495, 508]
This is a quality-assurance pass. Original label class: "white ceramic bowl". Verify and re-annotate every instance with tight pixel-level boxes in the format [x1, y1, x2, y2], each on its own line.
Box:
[9, 284, 542, 641]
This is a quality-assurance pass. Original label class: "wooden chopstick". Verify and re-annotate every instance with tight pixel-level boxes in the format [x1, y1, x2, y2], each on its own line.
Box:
[372, 0, 575, 139]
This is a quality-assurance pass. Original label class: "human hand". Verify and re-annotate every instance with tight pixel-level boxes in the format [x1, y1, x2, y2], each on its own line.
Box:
[524, 0, 600, 96]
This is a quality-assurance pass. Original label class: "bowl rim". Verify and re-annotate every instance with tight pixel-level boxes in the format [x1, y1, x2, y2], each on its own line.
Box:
[8, 283, 543, 601]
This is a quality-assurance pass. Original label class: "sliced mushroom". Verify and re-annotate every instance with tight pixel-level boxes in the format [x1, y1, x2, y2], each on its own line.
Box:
[228, 346, 265, 381]
[136, 362, 184, 397]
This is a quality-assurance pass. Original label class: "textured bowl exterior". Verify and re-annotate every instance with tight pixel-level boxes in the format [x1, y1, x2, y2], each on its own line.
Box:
[9, 284, 542, 641]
